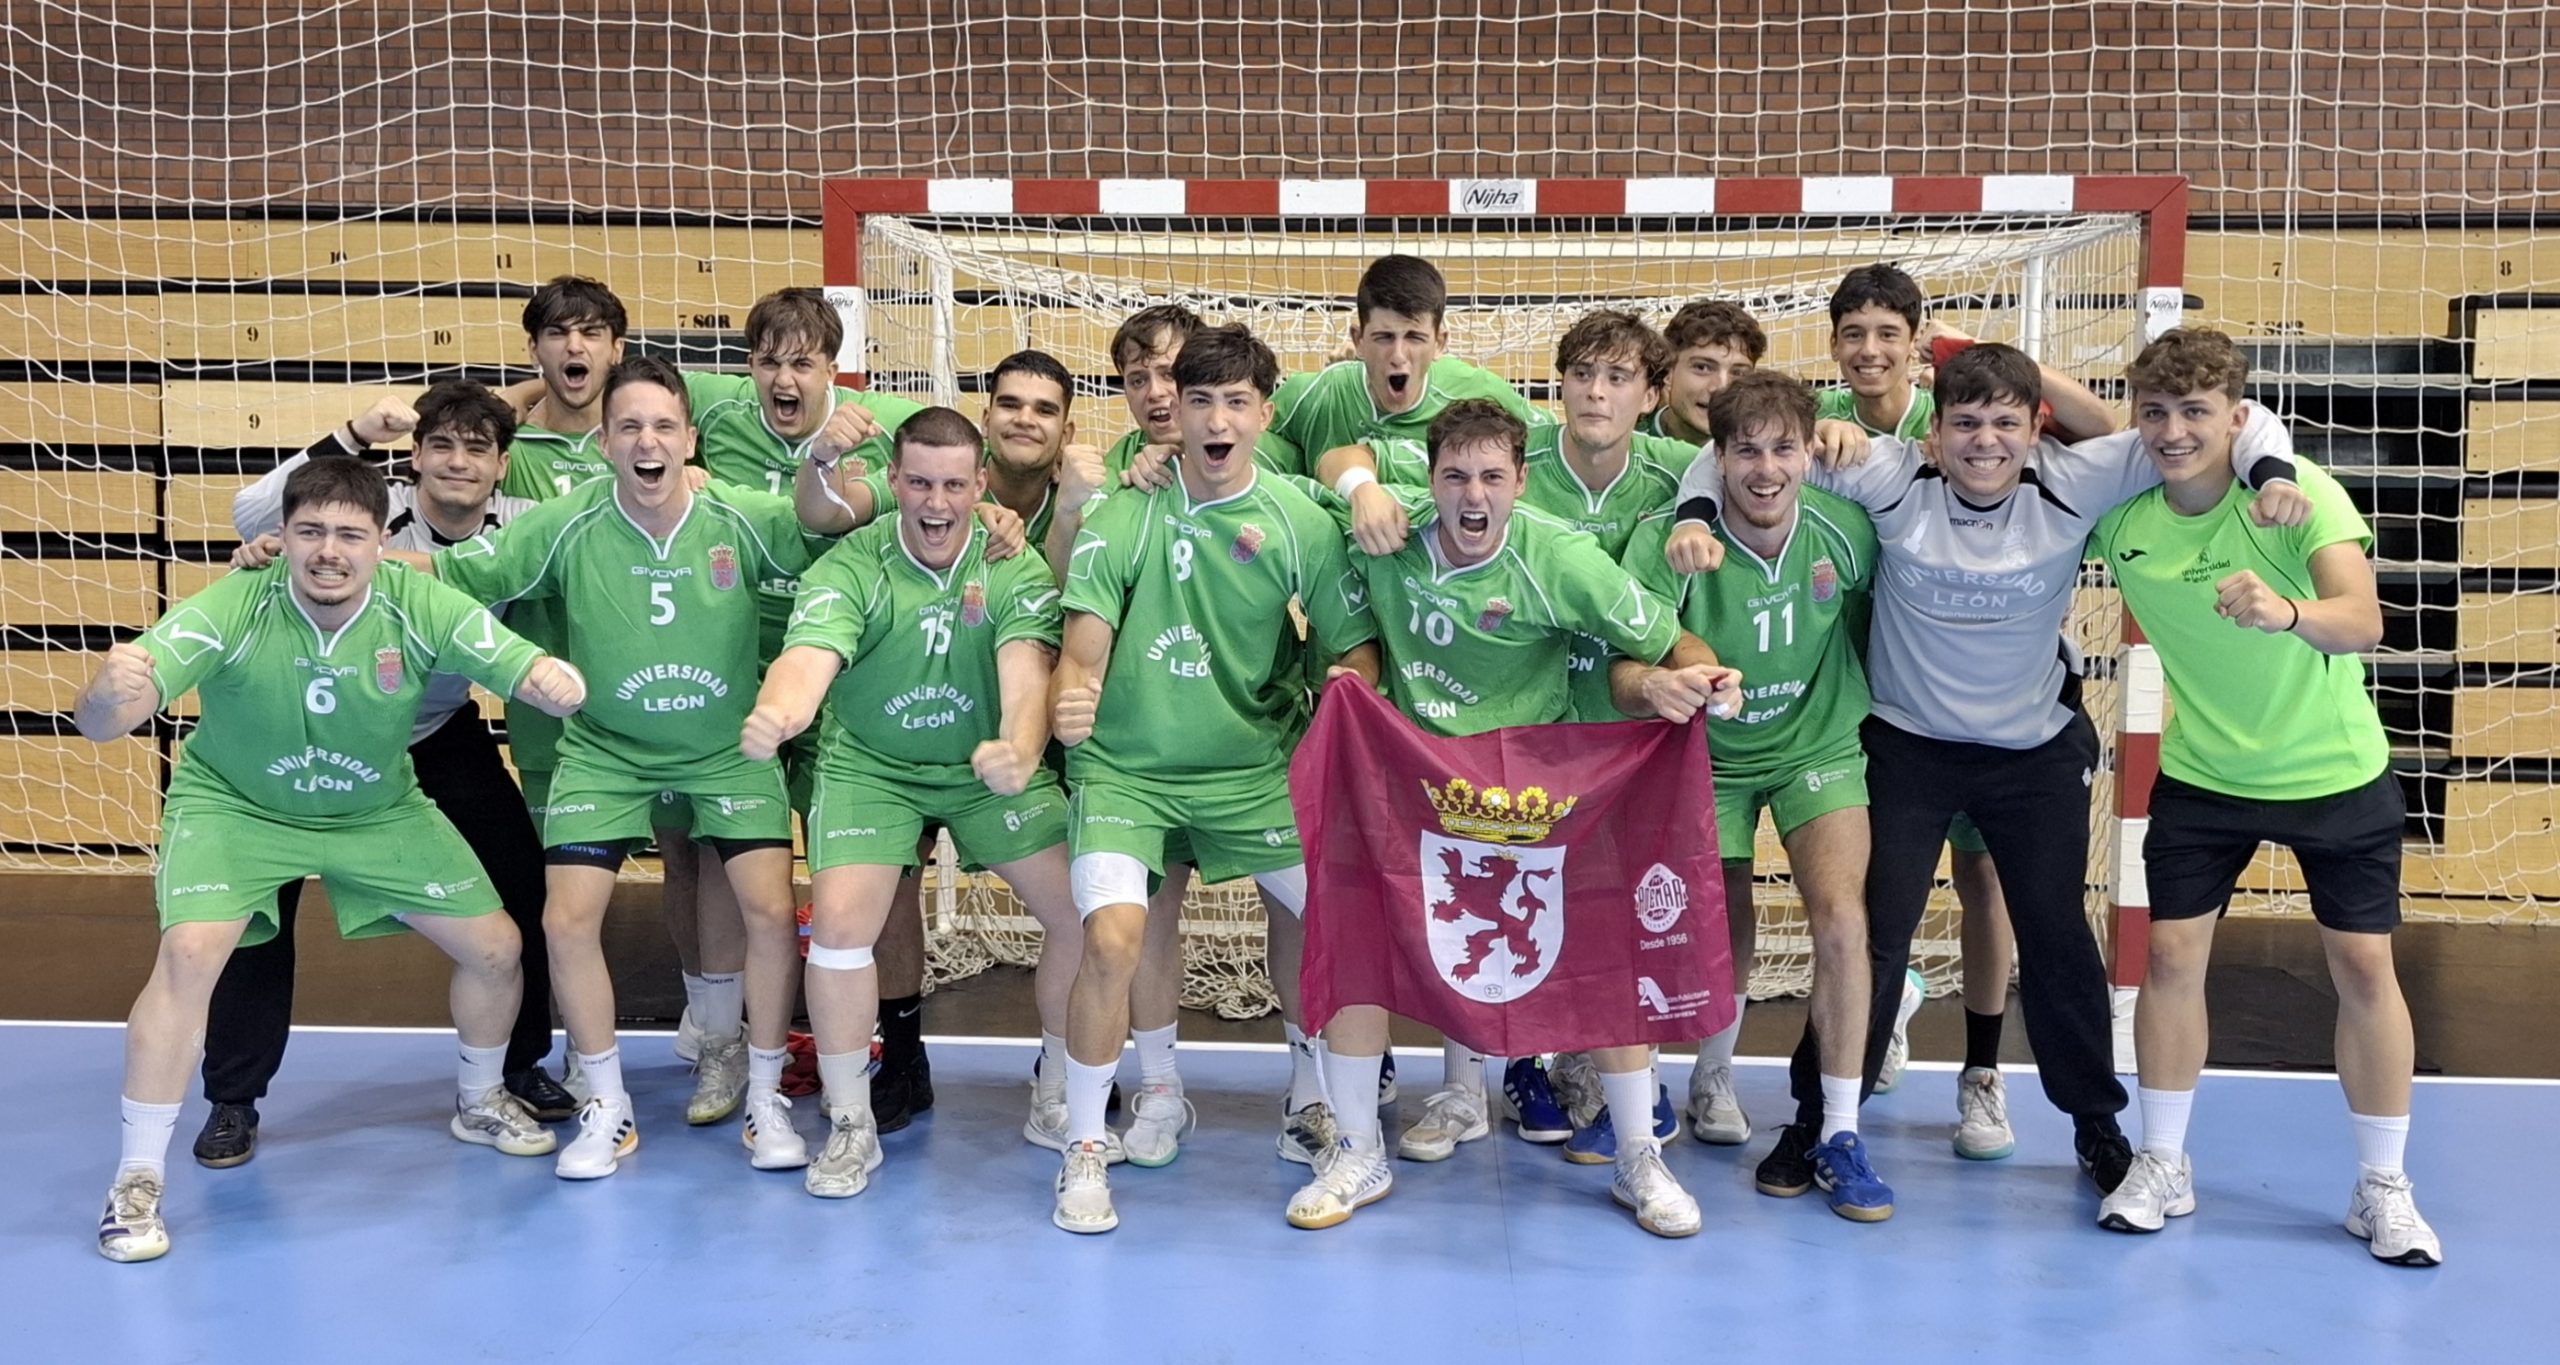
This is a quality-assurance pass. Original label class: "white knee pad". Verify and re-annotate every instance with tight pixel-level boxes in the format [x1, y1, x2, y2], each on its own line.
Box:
[1071, 852, 1151, 920]
[1254, 864, 1308, 918]
[804, 942, 874, 971]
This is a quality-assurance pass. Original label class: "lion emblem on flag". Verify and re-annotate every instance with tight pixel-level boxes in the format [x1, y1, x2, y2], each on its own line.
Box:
[1421, 833, 1565, 1003]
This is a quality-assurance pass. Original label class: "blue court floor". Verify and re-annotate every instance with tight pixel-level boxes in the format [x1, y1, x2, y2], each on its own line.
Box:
[2, 1023, 2547, 1363]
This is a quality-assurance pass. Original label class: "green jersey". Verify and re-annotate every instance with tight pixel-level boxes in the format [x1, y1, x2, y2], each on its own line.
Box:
[1062, 472, 1374, 781]
[687, 372, 921, 500]
[498, 422, 608, 502]
[1625, 487, 1878, 777]
[142, 561, 542, 819]
[1270, 357, 1548, 484]
[1103, 428, 1303, 486]
[783, 519, 1062, 770]
[2090, 461, 2387, 800]
[1521, 428, 1692, 720]
[1817, 385, 1932, 441]
[435, 480, 819, 775]
[1357, 506, 1679, 737]
[855, 461, 1060, 551]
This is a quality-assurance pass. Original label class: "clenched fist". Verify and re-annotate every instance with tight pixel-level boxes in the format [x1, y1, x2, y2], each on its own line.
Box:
[971, 739, 1036, 797]
[1664, 522, 1726, 575]
[518, 657, 587, 718]
[739, 701, 805, 762]
[1052, 679, 1101, 747]
[351, 395, 420, 447]
[94, 641, 158, 709]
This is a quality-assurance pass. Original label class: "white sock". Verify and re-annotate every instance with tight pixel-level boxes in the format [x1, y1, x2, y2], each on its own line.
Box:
[117, 1097, 182, 1178]
[1323, 1051, 1385, 1150]
[817, 1050, 870, 1121]
[696, 971, 744, 1040]
[1599, 1067, 1658, 1157]
[747, 1044, 789, 1099]
[577, 1047, 628, 1107]
[1133, 1023, 1179, 1088]
[680, 971, 712, 1023]
[1038, 1032, 1069, 1097]
[2350, 1110, 2410, 1178]
[1698, 1013, 1742, 1066]
[1065, 1056, 1115, 1145]
[2137, 1086, 2195, 1159]
[1283, 1022, 1326, 1110]
[1820, 1074, 1861, 1138]
[457, 1040, 507, 1102]
[1442, 1039, 1487, 1095]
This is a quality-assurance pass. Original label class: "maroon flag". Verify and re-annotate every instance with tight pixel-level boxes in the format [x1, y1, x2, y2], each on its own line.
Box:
[1292, 678, 1734, 1057]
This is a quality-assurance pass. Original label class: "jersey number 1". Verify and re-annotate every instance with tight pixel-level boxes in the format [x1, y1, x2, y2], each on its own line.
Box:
[1752, 602, 1795, 652]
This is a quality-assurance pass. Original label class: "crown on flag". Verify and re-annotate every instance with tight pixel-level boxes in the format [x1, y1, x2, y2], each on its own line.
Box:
[1422, 776, 1577, 845]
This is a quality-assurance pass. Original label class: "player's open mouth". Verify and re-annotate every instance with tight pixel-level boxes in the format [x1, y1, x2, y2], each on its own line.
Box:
[561, 361, 592, 388]
[771, 391, 802, 422]
[1458, 510, 1490, 534]
[306, 563, 349, 587]
[1848, 363, 1892, 385]
[1145, 406, 1175, 429]
[918, 514, 956, 540]
[2154, 442, 2201, 467]
[1201, 441, 1235, 464]
[1743, 479, 1788, 501]
[633, 459, 668, 490]
[1387, 372, 1411, 395]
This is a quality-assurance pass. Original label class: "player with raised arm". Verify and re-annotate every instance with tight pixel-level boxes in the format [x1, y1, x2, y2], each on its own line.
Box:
[735, 407, 1083, 1198]
[1047, 325, 1378, 1234]
[1291, 397, 1741, 1237]
[2088, 330, 2437, 1265]
[83, 459, 585, 1262]
[1626, 371, 1890, 1217]
[1666, 342, 2307, 1208]
[431, 356, 821, 1181]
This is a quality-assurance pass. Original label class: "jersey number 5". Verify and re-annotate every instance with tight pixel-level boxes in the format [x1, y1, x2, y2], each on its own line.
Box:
[649, 581, 677, 626]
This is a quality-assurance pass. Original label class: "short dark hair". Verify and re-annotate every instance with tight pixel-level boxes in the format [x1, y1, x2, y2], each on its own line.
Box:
[1933, 342, 2044, 413]
[1828, 264, 1925, 331]
[522, 275, 629, 339]
[1663, 299, 1768, 362]
[281, 456, 391, 529]
[743, 287, 842, 360]
[1355, 254, 1449, 329]
[601, 355, 691, 423]
[1426, 398, 1528, 471]
[2125, 328, 2250, 402]
[1706, 370, 1818, 449]
[1110, 304, 1201, 375]
[1171, 323, 1280, 396]
[411, 380, 517, 453]
[1555, 309, 1672, 387]
[989, 349, 1074, 408]
[892, 406, 985, 461]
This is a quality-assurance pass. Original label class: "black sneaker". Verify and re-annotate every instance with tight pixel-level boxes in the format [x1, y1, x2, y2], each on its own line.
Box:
[1753, 1120, 1818, 1198]
[505, 1067, 578, 1123]
[2076, 1121, 2134, 1194]
[872, 1050, 936, 1134]
[192, 1102, 259, 1169]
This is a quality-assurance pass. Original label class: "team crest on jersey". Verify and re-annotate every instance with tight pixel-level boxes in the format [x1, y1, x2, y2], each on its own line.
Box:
[1477, 597, 1513, 632]
[1811, 557, 1838, 603]
[960, 580, 987, 627]
[709, 544, 740, 591]
[1231, 523, 1265, 564]
[374, 647, 404, 694]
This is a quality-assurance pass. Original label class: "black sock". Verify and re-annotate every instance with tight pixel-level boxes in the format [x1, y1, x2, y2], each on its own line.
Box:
[1963, 1008, 2005, 1072]
[879, 994, 925, 1066]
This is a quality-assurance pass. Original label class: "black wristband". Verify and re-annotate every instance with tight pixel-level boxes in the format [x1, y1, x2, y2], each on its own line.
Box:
[2241, 454, 2298, 490]
[1674, 494, 1719, 526]
[2284, 598, 2302, 633]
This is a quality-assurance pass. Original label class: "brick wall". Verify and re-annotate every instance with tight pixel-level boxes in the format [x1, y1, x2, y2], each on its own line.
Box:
[2, 1, 2551, 219]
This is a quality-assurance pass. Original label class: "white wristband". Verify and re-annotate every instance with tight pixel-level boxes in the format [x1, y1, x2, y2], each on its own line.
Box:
[1333, 467, 1379, 500]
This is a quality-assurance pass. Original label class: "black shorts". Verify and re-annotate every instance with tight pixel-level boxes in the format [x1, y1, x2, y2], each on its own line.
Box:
[2143, 768, 2404, 933]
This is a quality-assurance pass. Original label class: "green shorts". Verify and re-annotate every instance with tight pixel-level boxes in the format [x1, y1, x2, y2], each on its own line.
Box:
[157, 792, 503, 947]
[1948, 811, 1988, 855]
[540, 751, 794, 848]
[1714, 744, 1869, 861]
[517, 766, 552, 820]
[652, 731, 818, 834]
[808, 756, 1069, 873]
[1068, 766, 1301, 884]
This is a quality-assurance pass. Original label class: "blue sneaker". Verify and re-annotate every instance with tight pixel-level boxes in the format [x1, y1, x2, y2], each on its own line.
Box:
[1561, 1086, 1681, 1165]
[1378, 1052, 1398, 1106]
[1810, 1131, 1895, 1222]
[1501, 1058, 1571, 1144]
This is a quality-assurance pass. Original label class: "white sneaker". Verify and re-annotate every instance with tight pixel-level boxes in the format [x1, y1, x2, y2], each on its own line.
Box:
[1286, 1142, 1392, 1229]
[804, 1104, 883, 1198]
[1685, 1062, 1751, 1145]
[1277, 1100, 1339, 1167]
[556, 1096, 638, 1180]
[1122, 1081, 1195, 1168]
[2345, 1170, 2443, 1266]
[686, 1032, 747, 1125]
[1875, 968, 1925, 1093]
[741, 1092, 809, 1170]
[562, 1050, 592, 1107]
[1396, 1086, 1490, 1162]
[97, 1169, 170, 1263]
[1612, 1144, 1702, 1238]
[1053, 1141, 1119, 1234]
[1021, 1092, 1129, 1164]
[452, 1086, 557, 1157]
[2097, 1148, 2196, 1233]
[1954, 1066, 2016, 1160]
[673, 1005, 704, 1064]
[1548, 1050, 1605, 1128]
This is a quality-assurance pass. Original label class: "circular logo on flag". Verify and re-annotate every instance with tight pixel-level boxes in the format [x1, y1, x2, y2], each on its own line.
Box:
[1231, 523, 1265, 564]
[1810, 556, 1838, 603]
[374, 647, 404, 694]
[1634, 862, 1687, 934]
[709, 544, 740, 591]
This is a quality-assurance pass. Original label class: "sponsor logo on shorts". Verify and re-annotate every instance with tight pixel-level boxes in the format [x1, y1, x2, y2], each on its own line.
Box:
[1477, 596, 1513, 632]
[1634, 863, 1687, 933]
[167, 882, 233, 897]
[1004, 799, 1058, 833]
[1231, 523, 1265, 564]
[1802, 766, 1853, 793]
[422, 877, 481, 901]
[375, 647, 405, 693]
[824, 826, 879, 840]
[1263, 827, 1297, 847]
[714, 795, 773, 817]
[1082, 813, 1137, 829]
[544, 802, 598, 816]
[709, 544, 741, 590]
[1810, 556, 1838, 603]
